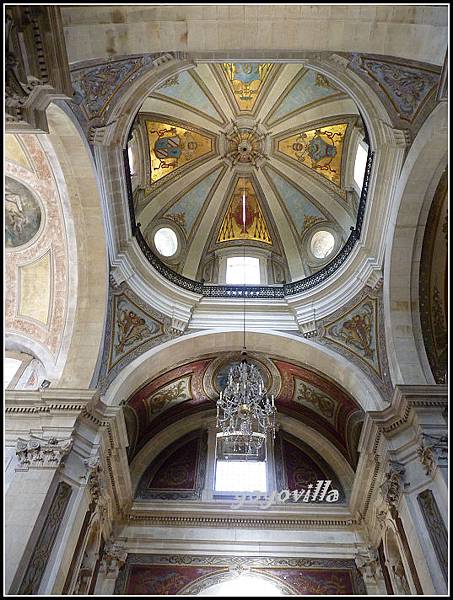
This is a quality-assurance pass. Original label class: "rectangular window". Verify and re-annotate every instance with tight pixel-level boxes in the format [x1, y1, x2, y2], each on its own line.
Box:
[214, 459, 267, 492]
[226, 256, 260, 285]
[354, 142, 368, 189]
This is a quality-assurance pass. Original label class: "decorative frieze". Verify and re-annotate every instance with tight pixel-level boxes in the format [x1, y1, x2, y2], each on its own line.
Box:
[16, 435, 73, 470]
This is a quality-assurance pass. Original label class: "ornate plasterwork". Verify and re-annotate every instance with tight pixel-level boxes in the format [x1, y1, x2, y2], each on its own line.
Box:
[94, 279, 179, 392]
[317, 284, 393, 399]
[348, 54, 440, 131]
[16, 435, 73, 469]
[416, 433, 448, 477]
[379, 461, 406, 512]
[5, 134, 69, 362]
[99, 541, 128, 576]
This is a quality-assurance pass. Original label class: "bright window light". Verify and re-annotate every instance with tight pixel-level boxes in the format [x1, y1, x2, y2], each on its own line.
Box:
[4, 358, 22, 388]
[154, 227, 178, 257]
[128, 145, 135, 175]
[215, 459, 267, 492]
[199, 574, 284, 596]
[310, 230, 335, 259]
[226, 256, 260, 285]
[354, 142, 368, 189]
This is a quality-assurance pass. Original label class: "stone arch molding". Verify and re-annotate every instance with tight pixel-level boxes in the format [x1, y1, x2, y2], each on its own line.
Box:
[384, 102, 447, 385]
[44, 103, 109, 387]
[103, 329, 387, 412]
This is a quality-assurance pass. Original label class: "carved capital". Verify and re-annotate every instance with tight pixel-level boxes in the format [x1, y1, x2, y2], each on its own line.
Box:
[355, 547, 381, 581]
[100, 541, 127, 576]
[16, 435, 73, 469]
[417, 433, 448, 476]
[380, 461, 406, 510]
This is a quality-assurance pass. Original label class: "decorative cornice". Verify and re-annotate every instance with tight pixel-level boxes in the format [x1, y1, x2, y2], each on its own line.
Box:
[16, 435, 73, 469]
[126, 513, 356, 529]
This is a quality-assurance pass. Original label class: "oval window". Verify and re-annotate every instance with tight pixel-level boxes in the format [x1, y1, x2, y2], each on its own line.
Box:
[310, 230, 335, 259]
[154, 227, 178, 257]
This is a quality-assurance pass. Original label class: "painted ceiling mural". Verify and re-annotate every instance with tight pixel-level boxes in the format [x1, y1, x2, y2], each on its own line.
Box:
[277, 122, 349, 188]
[130, 63, 364, 281]
[221, 63, 274, 112]
[145, 118, 215, 184]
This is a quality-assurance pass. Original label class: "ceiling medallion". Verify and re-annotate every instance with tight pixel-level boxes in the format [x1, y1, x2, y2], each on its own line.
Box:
[221, 122, 268, 169]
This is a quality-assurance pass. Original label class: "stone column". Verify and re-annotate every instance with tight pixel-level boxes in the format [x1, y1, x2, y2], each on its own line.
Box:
[93, 542, 127, 595]
[5, 435, 73, 593]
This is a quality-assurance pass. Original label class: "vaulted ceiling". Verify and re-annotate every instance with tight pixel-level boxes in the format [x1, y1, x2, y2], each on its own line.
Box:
[124, 352, 364, 469]
[129, 63, 365, 282]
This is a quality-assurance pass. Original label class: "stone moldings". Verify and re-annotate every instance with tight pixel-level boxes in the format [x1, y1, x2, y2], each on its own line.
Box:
[18, 481, 72, 594]
[115, 554, 366, 595]
[417, 490, 448, 584]
[419, 170, 448, 383]
[5, 6, 72, 133]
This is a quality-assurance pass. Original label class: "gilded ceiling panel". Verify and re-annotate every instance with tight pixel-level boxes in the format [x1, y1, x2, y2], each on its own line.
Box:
[221, 63, 273, 111]
[146, 119, 214, 184]
[277, 123, 348, 188]
[217, 177, 272, 244]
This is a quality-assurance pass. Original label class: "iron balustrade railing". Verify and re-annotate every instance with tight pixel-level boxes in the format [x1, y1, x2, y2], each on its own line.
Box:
[124, 148, 374, 299]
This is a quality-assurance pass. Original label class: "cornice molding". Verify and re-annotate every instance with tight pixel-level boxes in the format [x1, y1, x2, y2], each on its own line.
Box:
[126, 513, 356, 529]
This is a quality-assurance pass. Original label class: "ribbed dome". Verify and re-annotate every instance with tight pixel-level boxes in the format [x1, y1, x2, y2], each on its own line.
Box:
[128, 62, 366, 284]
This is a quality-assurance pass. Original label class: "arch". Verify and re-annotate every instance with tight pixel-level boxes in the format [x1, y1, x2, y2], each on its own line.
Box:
[129, 408, 355, 497]
[44, 103, 109, 388]
[384, 103, 448, 385]
[104, 329, 386, 413]
[187, 570, 292, 595]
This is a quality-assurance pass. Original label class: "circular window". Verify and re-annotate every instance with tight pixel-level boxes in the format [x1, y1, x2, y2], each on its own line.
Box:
[310, 230, 335, 259]
[154, 227, 178, 257]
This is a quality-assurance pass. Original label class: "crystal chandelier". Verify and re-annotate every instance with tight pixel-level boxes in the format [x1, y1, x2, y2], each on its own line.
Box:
[216, 187, 277, 459]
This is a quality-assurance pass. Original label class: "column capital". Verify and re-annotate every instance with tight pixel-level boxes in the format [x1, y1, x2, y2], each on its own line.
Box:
[99, 541, 128, 576]
[15, 434, 72, 470]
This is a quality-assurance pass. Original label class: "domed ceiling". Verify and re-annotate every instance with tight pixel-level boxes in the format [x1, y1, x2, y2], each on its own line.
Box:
[128, 63, 366, 284]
